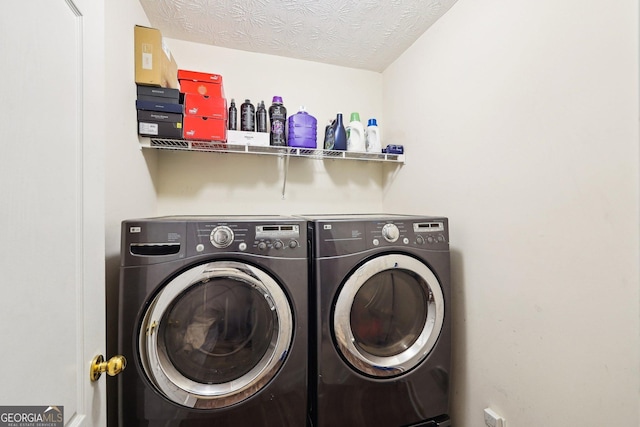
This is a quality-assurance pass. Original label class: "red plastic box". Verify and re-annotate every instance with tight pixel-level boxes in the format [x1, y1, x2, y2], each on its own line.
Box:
[183, 115, 227, 141]
[183, 93, 227, 119]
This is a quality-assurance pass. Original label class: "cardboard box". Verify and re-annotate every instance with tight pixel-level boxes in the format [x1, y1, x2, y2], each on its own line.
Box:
[137, 94, 180, 104]
[183, 116, 227, 141]
[137, 110, 183, 138]
[134, 25, 178, 89]
[137, 85, 180, 101]
[177, 69, 223, 84]
[178, 69, 224, 97]
[137, 110, 182, 123]
[136, 99, 184, 114]
[227, 130, 269, 146]
[179, 80, 224, 98]
[183, 93, 227, 119]
[138, 121, 183, 139]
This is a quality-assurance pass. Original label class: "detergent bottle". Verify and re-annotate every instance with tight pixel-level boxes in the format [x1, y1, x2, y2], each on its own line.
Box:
[332, 113, 347, 151]
[365, 118, 381, 153]
[269, 96, 287, 146]
[346, 112, 366, 152]
[287, 106, 317, 148]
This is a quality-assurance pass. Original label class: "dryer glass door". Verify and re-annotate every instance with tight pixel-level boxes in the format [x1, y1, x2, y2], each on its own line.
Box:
[333, 254, 444, 378]
[139, 261, 293, 409]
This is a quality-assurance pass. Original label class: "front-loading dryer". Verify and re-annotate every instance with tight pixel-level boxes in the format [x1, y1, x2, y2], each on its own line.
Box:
[305, 214, 451, 427]
[117, 216, 308, 426]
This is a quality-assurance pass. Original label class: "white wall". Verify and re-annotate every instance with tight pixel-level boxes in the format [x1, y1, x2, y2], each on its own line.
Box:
[383, 0, 640, 425]
[105, 1, 159, 260]
[104, 0, 639, 425]
[104, 1, 161, 423]
[155, 39, 389, 215]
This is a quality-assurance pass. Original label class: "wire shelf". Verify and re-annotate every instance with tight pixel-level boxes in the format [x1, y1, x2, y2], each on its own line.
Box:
[141, 137, 405, 164]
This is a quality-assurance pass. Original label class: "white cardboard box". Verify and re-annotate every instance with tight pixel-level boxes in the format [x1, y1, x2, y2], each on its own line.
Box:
[227, 130, 269, 146]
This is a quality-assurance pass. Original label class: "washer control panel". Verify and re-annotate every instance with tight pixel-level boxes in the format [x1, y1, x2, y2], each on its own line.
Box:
[210, 225, 234, 248]
[189, 220, 304, 257]
[381, 223, 400, 242]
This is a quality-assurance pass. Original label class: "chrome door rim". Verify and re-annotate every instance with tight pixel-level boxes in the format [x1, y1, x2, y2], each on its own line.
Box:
[139, 260, 293, 408]
[333, 254, 444, 377]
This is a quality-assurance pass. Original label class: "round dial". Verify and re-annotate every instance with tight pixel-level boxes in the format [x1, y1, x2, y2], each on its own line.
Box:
[273, 240, 284, 250]
[210, 226, 234, 248]
[381, 223, 400, 242]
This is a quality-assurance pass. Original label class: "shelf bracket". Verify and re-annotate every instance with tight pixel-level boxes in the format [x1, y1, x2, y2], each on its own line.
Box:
[281, 151, 291, 199]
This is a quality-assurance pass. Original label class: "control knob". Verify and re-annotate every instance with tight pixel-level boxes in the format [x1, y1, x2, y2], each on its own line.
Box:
[381, 223, 400, 243]
[273, 240, 284, 250]
[210, 226, 234, 248]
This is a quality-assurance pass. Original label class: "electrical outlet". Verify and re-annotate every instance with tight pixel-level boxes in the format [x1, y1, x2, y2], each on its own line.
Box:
[484, 408, 505, 427]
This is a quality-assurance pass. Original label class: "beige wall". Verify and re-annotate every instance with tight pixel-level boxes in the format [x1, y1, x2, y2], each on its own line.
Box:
[105, 0, 158, 261]
[383, 0, 640, 425]
[155, 39, 389, 216]
[106, 0, 640, 425]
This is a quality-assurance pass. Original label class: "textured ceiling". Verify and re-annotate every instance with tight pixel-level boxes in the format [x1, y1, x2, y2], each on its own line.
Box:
[139, 0, 458, 72]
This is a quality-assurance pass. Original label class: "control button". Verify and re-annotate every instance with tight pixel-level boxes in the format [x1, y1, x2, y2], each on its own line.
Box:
[239, 242, 247, 251]
[427, 236, 435, 244]
[373, 239, 380, 246]
[403, 237, 409, 244]
[382, 223, 400, 243]
[437, 234, 446, 242]
[210, 226, 234, 248]
[288, 240, 299, 249]
[273, 240, 284, 250]
[416, 235, 425, 245]
[258, 241, 267, 250]
[196, 244, 205, 252]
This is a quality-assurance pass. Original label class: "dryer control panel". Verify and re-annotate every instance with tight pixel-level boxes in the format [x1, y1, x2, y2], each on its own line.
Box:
[311, 216, 449, 258]
[368, 219, 448, 251]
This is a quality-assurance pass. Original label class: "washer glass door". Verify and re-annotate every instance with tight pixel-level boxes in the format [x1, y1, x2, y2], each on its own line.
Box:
[140, 260, 293, 409]
[333, 254, 444, 378]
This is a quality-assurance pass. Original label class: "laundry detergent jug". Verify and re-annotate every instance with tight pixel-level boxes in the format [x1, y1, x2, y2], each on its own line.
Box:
[287, 106, 317, 148]
[346, 112, 366, 152]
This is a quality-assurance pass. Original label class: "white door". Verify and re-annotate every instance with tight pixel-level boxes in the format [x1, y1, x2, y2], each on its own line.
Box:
[0, 1, 107, 426]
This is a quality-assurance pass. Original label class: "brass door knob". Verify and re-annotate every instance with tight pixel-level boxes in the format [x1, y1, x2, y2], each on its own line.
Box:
[90, 354, 127, 382]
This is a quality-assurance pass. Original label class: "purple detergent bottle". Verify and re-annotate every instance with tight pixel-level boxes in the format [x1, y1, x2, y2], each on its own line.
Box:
[287, 106, 317, 148]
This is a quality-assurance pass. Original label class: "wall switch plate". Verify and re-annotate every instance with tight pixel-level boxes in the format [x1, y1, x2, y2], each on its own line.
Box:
[484, 408, 505, 427]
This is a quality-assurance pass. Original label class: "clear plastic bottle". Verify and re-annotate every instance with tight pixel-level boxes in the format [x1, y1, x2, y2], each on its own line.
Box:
[240, 99, 255, 132]
[269, 96, 287, 146]
[228, 98, 237, 131]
